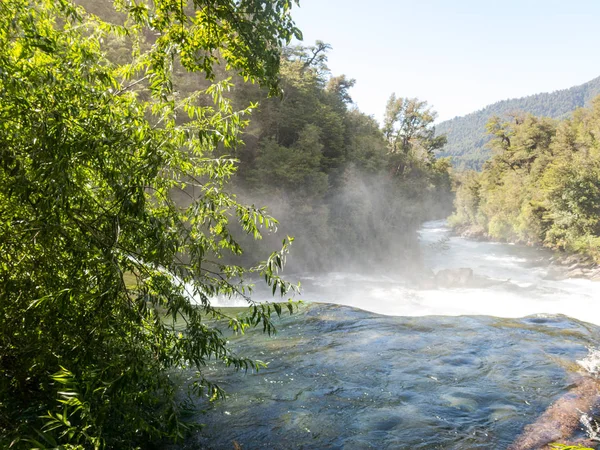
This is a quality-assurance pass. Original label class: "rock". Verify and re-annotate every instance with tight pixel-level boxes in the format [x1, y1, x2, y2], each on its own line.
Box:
[460, 227, 488, 241]
[560, 254, 582, 266]
[546, 252, 599, 280]
[543, 266, 566, 281]
[409, 269, 437, 289]
[435, 268, 474, 288]
[566, 268, 586, 278]
[508, 376, 600, 450]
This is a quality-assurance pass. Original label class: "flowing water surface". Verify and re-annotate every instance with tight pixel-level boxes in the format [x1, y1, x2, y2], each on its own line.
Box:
[183, 221, 600, 449]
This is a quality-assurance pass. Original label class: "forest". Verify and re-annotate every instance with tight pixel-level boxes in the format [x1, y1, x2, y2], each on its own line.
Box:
[450, 99, 600, 263]
[0, 0, 453, 448]
[437, 75, 600, 170]
[226, 45, 453, 272]
[4, 1, 600, 449]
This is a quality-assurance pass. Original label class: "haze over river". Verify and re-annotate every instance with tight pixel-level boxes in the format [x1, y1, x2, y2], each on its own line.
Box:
[287, 220, 600, 324]
[184, 221, 600, 449]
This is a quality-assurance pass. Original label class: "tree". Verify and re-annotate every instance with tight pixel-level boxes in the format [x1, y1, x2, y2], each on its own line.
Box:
[450, 98, 600, 259]
[382, 94, 446, 167]
[326, 75, 356, 106]
[0, 0, 301, 447]
[284, 39, 332, 74]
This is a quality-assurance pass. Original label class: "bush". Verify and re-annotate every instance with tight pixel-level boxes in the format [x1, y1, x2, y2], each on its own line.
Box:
[0, 0, 300, 447]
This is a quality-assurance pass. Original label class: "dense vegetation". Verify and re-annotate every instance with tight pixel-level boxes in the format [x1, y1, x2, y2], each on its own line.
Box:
[450, 98, 600, 262]
[227, 47, 454, 272]
[0, 0, 301, 448]
[437, 75, 600, 169]
[75, 0, 454, 272]
[0, 0, 453, 448]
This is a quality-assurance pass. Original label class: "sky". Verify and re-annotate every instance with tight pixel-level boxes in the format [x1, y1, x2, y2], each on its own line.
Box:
[290, 0, 600, 123]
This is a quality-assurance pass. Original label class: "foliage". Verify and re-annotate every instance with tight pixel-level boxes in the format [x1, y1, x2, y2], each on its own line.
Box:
[449, 97, 600, 262]
[383, 94, 446, 160]
[0, 0, 302, 448]
[436, 75, 600, 169]
[549, 445, 595, 450]
[226, 45, 454, 272]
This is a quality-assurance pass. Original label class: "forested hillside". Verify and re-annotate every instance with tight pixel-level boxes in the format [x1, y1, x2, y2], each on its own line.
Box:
[450, 98, 600, 262]
[1, 1, 454, 448]
[227, 47, 453, 272]
[437, 75, 600, 169]
[75, 0, 454, 272]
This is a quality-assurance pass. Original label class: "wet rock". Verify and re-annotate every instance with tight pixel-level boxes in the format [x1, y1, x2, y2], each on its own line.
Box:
[434, 268, 474, 288]
[546, 254, 599, 281]
[558, 254, 595, 268]
[456, 225, 488, 241]
[544, 266, 567, 281]
[588, 268, 600, 281]
[566, 268, 586, 278]
[508, 376, 600, 450]
[407, 269, 437, 289]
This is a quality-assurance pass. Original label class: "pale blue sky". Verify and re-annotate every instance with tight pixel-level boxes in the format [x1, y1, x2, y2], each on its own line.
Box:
[291, 0, 600, 123]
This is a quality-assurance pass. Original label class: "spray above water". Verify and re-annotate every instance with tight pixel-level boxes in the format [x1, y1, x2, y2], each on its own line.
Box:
[220, 220, 600, 326]
[578, 348, 600, 377]
[197, 220, 600, 449]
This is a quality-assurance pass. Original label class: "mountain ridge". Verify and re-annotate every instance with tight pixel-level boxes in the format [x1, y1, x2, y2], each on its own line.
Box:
[436, 75, 600, 169]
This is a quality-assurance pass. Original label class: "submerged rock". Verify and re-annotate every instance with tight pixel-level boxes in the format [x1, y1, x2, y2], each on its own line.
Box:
[434, 268, 474, 288]
[186, 303, 600, 449]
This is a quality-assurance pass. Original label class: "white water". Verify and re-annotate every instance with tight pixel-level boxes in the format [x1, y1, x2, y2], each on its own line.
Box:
[196, 220, 600, 449]
[214, 220, 600, 326]
[578, 347, 600, 375]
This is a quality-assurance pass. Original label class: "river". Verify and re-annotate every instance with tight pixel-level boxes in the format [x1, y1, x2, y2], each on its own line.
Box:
[182, 220, 600, 449]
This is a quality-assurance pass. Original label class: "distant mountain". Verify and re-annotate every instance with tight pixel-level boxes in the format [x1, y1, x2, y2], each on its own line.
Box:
[436, 75, 600, 170]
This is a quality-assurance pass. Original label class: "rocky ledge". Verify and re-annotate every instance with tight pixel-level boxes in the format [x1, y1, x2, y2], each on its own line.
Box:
[545, 253, 600, 282]
[453, 225, 600, 282]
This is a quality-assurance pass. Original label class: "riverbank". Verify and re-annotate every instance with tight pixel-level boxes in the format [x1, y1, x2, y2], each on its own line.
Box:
[453, 224, 600, 282]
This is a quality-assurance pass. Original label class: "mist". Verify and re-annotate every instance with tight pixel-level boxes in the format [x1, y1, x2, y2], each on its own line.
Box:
[231, 164, 453, 277]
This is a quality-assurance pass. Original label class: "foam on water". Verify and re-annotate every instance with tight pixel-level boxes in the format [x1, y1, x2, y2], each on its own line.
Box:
[304, 281, 600, 325]
[578, 347, 600, 376]
[195, 219, 600, 450]
[483, 254, 528, 264]
[211, 219, 600, 327]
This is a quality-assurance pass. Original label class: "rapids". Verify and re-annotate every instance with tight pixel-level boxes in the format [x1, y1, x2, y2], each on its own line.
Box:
[182, 220, 600, 449]
[215, 220, 600, 325]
